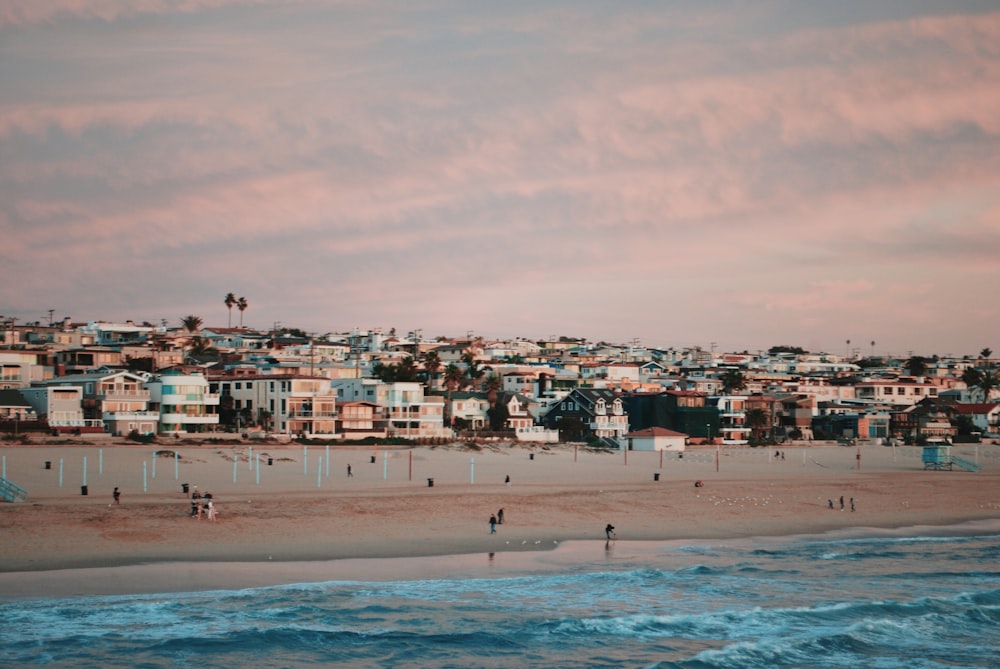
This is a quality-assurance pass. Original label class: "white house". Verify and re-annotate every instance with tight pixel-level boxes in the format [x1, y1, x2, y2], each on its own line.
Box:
[624, 426, 687, 452]
[146, 371, 220, 434]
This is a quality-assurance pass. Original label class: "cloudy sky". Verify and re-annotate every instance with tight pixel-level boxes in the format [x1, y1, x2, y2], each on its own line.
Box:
[2, 1, 998, 357]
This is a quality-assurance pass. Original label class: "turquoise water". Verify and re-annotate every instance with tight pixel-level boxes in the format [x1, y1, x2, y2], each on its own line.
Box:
[3, 528, 999, 668]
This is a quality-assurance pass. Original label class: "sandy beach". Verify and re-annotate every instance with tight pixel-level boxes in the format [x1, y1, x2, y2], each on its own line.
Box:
[2, 439, 999, 596]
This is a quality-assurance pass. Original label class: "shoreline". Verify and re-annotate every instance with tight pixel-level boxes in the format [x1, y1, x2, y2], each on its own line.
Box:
[2, 519, 999, 600]
[2, 442, 999, 597]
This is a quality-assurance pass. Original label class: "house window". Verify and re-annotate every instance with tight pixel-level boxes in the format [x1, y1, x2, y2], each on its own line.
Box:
[884, 387, 893, 395]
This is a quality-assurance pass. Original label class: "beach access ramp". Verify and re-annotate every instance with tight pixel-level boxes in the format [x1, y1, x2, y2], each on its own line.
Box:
[950, 455, 981, 473]
[0, 476, 28, 502]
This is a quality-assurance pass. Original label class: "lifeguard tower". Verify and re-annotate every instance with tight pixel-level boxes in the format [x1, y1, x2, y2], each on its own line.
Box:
[921, 442, 980, 472]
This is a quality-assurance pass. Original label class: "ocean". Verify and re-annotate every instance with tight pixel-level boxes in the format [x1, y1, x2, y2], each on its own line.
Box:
[3, 525, 999, 668]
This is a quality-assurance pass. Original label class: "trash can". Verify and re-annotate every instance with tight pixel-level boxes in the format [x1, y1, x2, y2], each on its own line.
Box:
[182, 483, 189, 494]
[653, 473, 660, 481]
[529, 453, 535, 460]
[45, 461, 51, 470]
[371, 455, 376, 463]
[427, 478, 434, 487]
[81, 485, 88, 496]
[268, 457, 273, 466]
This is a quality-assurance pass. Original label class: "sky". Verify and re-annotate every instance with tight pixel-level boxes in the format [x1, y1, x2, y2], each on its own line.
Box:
[1, 1, 998, 359]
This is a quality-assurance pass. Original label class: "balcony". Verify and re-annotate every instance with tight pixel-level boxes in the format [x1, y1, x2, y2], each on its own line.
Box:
[97, 389, 150, 401]
[287, 410, 338, 418]
[104, 410, 160, 421]
[162, 392, 220, 405]
[160, 413, 219, 424]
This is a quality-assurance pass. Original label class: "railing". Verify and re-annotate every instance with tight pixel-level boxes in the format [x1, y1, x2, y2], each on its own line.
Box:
[160, 414, 219, 424]
[0, 477, 28, 503]
[97, 389, 150, 399]
[48, 418, 104, 428]
[104, 411, 160, 421]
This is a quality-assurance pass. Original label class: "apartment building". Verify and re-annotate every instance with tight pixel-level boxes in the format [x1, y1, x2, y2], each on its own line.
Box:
[146, 371, 220, 434]
[210, 374, 338, 438]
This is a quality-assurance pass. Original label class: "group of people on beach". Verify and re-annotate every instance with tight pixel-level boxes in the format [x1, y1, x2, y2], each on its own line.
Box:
[189, 486, 218, 521]
[828, 495, 855, 512]
[489, 508, 505, 533]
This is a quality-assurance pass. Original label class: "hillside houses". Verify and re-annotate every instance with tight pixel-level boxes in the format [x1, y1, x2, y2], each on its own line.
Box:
[0, 317, 997, 446]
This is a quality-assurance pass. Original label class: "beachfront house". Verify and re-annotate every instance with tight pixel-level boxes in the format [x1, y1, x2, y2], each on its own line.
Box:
[19, 384, 88, 431]
[145, 370, 220, 435]
[950, 403, 1000, 435]
[542, 387, 630, 448]
[336, 401, 388, 439]
[23, 370, 157, 434]
[623, 426, 688, 452]
[210, 373, 339, 438]
[332, 378, 448, 438]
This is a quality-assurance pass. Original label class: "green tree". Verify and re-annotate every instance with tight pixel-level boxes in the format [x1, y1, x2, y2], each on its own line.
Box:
[484, 373, 502, 407]
[422, 350, 442, 388]
[218, 394, 237, 428]
[224, 293, 236, 328]
[395, 356, 418, 382]
[461, 351, 485, 390]
[904, 355, 928, 377]
[487, 399, 510, 431]
[186, 336, 219, 361]
[236, 296, 248, 328]
[720, 370, 746, 395]
[442, 363, 465, 428]
[963, 359, 999, 403]
[372, 361, 395, 382]
[181, 315, 203, 333]
[745, 408, 770, 443]
[768, 345, 807, 355]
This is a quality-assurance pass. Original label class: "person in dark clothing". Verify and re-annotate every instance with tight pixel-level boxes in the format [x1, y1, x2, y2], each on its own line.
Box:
[605, 523, 616, 540]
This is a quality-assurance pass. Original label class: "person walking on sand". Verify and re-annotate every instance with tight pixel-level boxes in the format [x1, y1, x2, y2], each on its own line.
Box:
[497, 508, 505, 524]
[850, 497, 855, 512]
[112, 487, 121, 505]
[505, 474, 510, 487]
[347, 464, 353, 477]
[489, 514, 497, 534]
[605, 523, 616, 540]
[839, 495, 845, 511]
[206, 499, 216, 522]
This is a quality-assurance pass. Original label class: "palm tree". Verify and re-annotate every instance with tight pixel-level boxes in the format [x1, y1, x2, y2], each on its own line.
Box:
[186, 336, 218, 361]
[720, 370, 746, 395]
[461, 351, 486, 390]
[181, 315, 203, 333]
[745, 408, 770, 443]
[904, 355, 928, 377]
[236, 297, 248, 327]
[422, 350, 442, 388]
[395, 356, 418, 382]
[443, 363, 464, 392]
[442, 363, 465, 428]
[224, 293, 236, 328]
[963, 358, 999, 402]
[484, 373, 502, 407]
